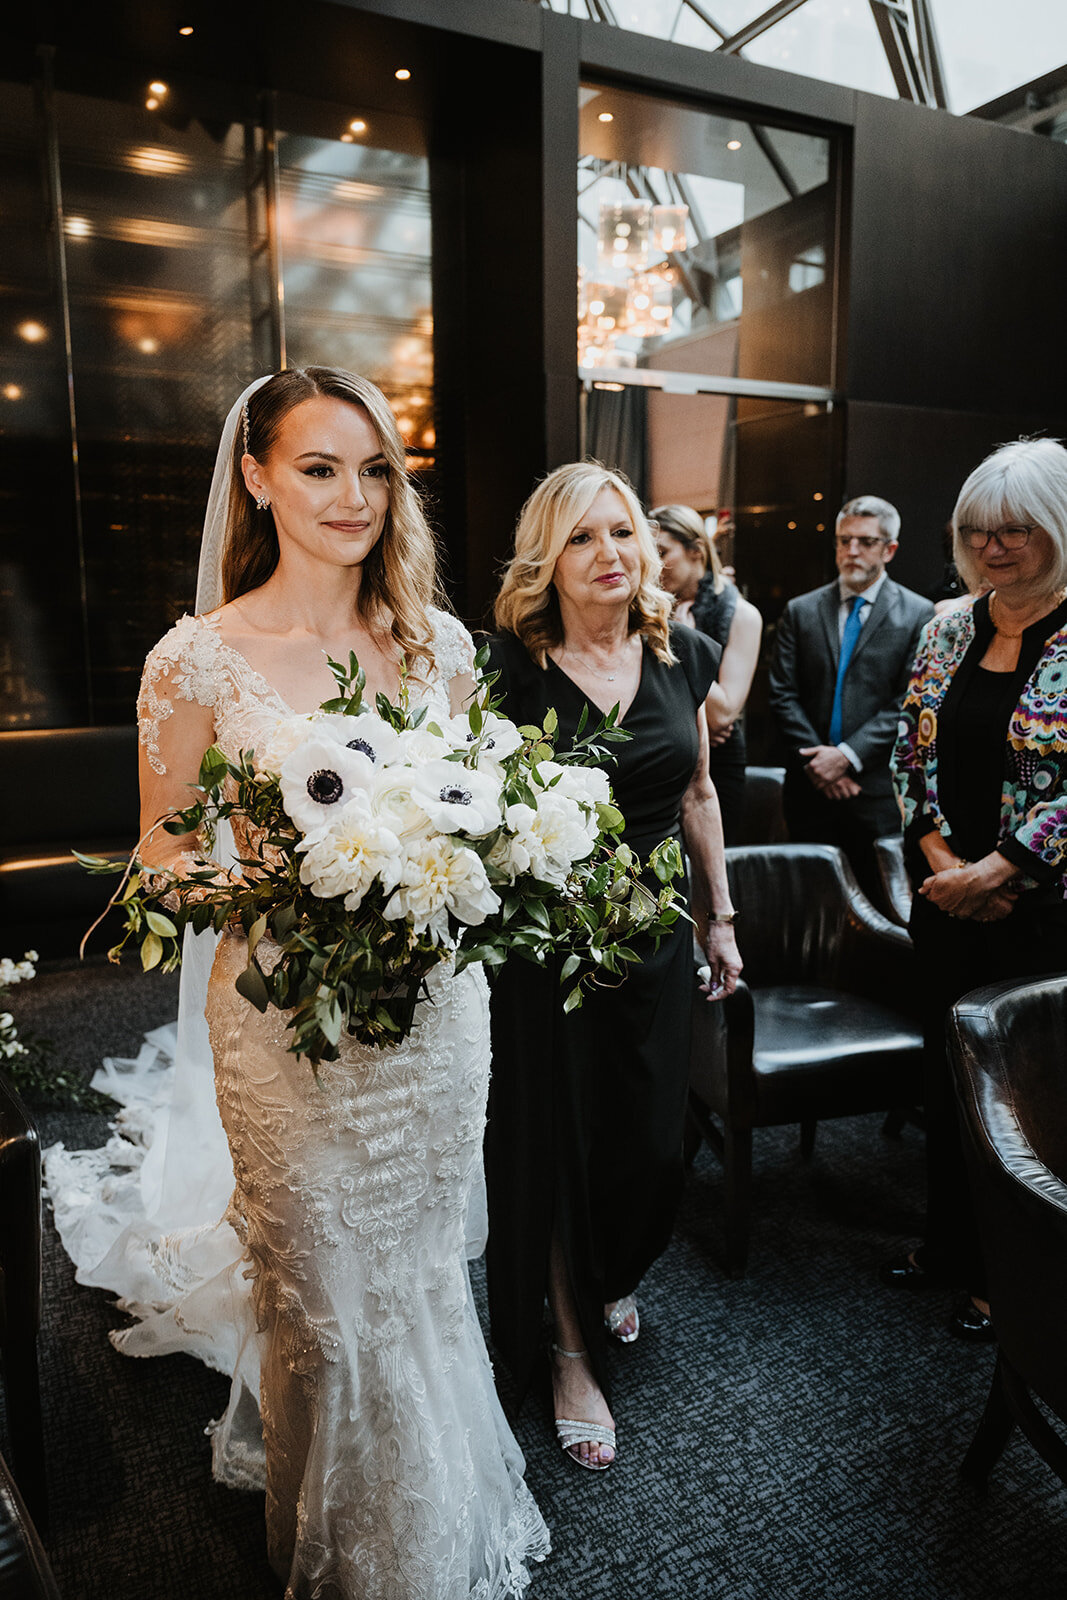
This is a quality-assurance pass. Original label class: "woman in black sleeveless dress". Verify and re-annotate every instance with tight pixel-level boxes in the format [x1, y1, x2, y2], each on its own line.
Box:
[651, 505, 762, 844]
[484, 463, 742, 1472]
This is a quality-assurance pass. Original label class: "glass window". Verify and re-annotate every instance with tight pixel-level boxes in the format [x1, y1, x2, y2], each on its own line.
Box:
[579, 83, 837, 390]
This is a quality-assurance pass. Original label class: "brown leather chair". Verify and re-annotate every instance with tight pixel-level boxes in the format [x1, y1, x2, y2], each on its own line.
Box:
[0, 1070, 47, 1534]
[732, 766, 788, 847]
[950, 976, 1067, 1489]
[688, 843, 923, 1275]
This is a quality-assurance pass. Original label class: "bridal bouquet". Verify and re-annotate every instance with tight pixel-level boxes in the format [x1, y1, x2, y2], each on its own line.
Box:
[79, 650, 684, 1066]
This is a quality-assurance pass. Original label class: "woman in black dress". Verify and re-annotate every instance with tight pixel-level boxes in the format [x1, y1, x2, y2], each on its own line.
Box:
[651, 504, 763, 844]
[887, 437, 1067, 1340]
[485, 462, 742, 1470]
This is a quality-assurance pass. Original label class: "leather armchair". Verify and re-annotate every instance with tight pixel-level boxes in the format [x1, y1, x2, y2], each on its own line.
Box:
[874, 834, 912, 928]
[689, 843, 923, 1275]
[732, 766, 788, 847]
[950, 976, 1067, 1489]
[0, 1452, 60, 1600]
[0, 1070, 47, 1534]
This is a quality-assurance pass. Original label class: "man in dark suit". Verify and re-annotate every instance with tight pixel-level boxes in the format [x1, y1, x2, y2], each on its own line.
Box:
[768, 495, 935, 904]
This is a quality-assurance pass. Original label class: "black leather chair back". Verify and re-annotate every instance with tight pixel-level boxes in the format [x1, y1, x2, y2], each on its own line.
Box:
[725, 843, 911, 1002]
[951, 977, 1067, 1421]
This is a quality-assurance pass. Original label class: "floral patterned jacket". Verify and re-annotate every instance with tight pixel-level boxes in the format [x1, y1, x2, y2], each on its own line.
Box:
[891, 596, 1067, 892]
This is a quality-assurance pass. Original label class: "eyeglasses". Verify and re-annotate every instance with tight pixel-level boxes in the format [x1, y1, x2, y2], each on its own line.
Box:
[958, 522, 1038, 551]
[835, 534, 886, 551]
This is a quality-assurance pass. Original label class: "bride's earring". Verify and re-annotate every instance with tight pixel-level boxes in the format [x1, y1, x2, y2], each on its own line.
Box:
[255, 493, 270, 511]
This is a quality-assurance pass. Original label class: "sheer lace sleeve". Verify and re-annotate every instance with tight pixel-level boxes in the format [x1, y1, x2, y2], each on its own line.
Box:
[429, 608, 476, 697]
[137, 614, 229, 776]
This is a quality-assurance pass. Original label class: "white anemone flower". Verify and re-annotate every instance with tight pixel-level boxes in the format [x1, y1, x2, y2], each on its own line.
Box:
[384, 837, 500, 941]
[315, 712, 402, 769]
[442, 712, 524, 765]
[280, 736, 374, 833]
[296, 797, 402, 911]
[409, 758, 503, 836]
[504, 793, 597, 886]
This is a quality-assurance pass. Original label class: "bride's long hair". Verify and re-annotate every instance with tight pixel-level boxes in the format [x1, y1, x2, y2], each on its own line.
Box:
[222, 366, 444, 679]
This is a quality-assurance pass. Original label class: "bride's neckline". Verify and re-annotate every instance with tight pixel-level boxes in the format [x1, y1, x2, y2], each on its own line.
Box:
[194, 611, 404, 716]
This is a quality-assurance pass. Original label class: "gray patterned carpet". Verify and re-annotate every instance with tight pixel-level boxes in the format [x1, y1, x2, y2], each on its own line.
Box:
[6, 958, 1066, 1598]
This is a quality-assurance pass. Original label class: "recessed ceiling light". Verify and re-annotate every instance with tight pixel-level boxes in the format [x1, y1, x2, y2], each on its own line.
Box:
[3, 384, 22, 400]
[149, 81, 168, 95]
[727, 139, 742, 151]
[178, 25, 194, 36]
[598, 112, 613, 123]
[340, 133, 354, 143]
[349, 119, 367, 133]
[17, 320, 48, 343]
[145, 97, 159, 110]
[395, 68, 411, 81]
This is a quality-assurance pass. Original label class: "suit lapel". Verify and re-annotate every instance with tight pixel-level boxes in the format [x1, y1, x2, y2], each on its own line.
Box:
[818, 583, 841, 668]
[849, 578, 895, 666]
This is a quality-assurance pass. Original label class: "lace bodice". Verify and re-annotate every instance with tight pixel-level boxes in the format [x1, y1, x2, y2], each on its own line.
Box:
[137, 607, 475, 778]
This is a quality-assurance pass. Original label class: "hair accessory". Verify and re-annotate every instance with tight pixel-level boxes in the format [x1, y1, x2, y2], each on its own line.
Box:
[256, 493, 270, 511]
[241, 402, 250, 452]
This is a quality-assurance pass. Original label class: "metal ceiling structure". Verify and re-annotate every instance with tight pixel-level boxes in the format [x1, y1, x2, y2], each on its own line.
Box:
[531, 0, 950, 110]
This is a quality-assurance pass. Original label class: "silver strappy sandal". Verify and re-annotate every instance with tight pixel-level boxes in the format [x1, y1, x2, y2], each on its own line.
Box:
[604, 1293, 640, 1344]
[550, 1345, 617, 1471]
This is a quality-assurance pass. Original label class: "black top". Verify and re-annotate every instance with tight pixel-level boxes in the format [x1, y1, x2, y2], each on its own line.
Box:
[486, 623, 720, 856]
[690, 575, 745, 771]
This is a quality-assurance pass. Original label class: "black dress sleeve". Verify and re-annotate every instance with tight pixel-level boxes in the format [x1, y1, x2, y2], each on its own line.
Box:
[668, 623, 721, 705]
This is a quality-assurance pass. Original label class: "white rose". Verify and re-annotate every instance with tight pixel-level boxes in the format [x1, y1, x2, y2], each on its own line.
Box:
[535, 759, 611, 809]
[258, 714, 318, 774]
[392, 726, 453, 767]
[370, 768, 435, 840]
[409, 758, 503, 837]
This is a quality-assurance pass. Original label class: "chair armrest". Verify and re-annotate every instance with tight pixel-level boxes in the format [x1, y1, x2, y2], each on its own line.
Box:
[689, 976, 755, 1123]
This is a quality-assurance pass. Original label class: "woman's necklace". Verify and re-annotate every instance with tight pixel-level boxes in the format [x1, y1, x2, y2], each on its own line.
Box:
[989, 589, 1067, 639]
[559, 636, 637, 683]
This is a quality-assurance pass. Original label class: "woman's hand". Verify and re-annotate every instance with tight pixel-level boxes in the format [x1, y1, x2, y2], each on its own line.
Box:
[698, 922, 743, 1001]
[919, 849, 1020, 920]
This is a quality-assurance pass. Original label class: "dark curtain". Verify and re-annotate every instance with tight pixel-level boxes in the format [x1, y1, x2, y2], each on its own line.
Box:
[584, 384, 649, 504]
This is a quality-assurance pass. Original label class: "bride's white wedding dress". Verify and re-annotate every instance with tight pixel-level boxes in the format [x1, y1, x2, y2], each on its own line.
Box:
[45, 606, 549, 1599]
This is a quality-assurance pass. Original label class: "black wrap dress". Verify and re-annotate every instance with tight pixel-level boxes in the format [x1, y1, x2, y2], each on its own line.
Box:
[483, 624, 719, 1399]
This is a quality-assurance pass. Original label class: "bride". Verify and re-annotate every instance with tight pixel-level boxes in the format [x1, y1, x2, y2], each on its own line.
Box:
[47, 367, 549, 1598]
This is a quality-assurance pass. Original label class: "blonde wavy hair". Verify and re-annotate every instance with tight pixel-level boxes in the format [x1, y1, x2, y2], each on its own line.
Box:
[222, 366, 444, 680]
[650, 503, 725, 595]
[494, 461, 674, 666]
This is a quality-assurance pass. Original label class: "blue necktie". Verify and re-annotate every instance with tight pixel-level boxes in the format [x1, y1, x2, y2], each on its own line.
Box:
[829, 595, 866, 746]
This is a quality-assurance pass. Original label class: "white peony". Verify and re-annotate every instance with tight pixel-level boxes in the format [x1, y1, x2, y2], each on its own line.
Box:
[370, 767, 436, 841]
[504, 792, 597, 886]
[280, 736, 375, 833]
[296, 795, 402, 911]
[534, 759, 611, 809]
[315, 711, 401, 769]
[443, 712, 524, 765]
[384, 836, 500, 941]
[408, 758, 503, 836]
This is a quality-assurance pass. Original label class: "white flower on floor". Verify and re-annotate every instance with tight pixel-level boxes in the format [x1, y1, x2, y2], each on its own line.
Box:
[504, 793, 597, 886]
[316, 712, 402, 769]
[409, 759, 503, 836]
[443, 712, 524, 765]
[297, 797, 402, 910]
[280, 737, 374, 832]
[385, 836, 500, 941]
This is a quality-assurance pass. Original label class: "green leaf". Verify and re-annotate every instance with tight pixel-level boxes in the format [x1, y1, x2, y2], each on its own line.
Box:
[560, 953, 581, 982]
[517, 725, 542, 741]
[141, 932, 163, 971]
[247, 912, 268, 957]
[595, 802, 625, 834]
[468, 699, 483, 735]
[145, 911, 178, 937]
[563, 984, 584, 1014]
[235, 962, 269, 1012]
[543, 706, 558, 736]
